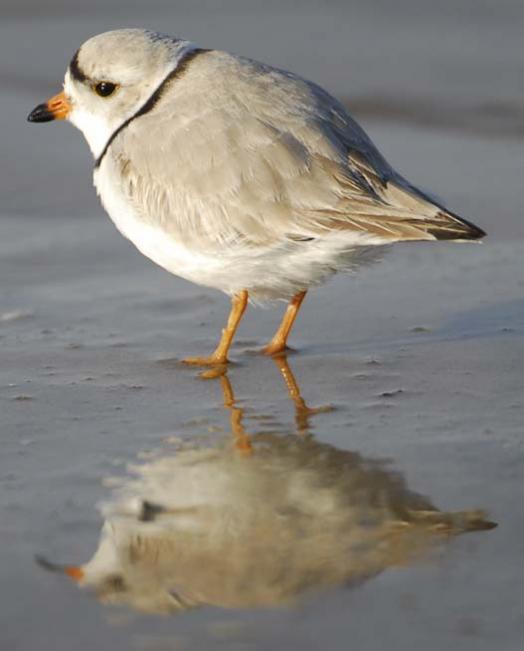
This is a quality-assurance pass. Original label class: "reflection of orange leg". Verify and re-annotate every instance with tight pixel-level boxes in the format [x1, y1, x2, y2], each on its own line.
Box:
[272, 354, 333, 435]
[263, 291, 307, 356]
[220, 374, 252, 455]
[183, 290, 248, 366]
[273, 355, 306, 409]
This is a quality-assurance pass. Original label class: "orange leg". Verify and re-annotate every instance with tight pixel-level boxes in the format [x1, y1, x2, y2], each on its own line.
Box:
[263, 291, 307, 356]
[183, 290, 248, 366]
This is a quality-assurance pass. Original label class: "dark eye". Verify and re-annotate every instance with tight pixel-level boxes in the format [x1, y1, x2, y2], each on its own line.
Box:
[94, 81, 117, 97]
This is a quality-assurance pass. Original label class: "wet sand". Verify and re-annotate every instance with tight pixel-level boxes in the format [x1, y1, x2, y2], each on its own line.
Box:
[2, 2, 524, 650]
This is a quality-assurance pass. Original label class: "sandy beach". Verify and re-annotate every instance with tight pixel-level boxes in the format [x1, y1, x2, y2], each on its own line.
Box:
[1, 2, 523, 649]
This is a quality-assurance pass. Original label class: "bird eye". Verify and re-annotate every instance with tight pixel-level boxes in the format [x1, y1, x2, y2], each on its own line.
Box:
[94, 81, 117, 97]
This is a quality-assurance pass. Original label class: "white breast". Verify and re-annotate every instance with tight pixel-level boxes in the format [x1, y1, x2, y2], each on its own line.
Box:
[94, 159, 229, 289]
[93, 154, 378, 302]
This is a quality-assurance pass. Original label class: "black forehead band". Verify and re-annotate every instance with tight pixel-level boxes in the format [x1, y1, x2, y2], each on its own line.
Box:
[69, 50, 88, 83]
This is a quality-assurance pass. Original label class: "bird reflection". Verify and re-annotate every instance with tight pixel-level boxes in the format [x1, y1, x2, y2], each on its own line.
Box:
[38, 356, 496, 615]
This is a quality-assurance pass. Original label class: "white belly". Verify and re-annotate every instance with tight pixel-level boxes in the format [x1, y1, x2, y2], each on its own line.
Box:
[93, 162, 380, 301]
[94, 163, 229, 291]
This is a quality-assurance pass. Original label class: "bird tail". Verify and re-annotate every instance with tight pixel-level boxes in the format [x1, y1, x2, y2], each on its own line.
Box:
[408, 508, 497, 533]
[333, 152, 486, 243]
[414, 205, 486, 241]
[380, 178, 486, 242]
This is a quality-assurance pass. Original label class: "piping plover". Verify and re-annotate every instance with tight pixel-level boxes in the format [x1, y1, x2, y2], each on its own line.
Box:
[28, 29, 485, 364]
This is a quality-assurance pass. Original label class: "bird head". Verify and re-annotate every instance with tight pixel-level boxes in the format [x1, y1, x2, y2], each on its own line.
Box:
[27, 29, 198, 159]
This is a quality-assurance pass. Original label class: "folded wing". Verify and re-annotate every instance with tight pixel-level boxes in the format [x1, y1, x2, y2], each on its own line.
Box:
[110, 50, 484, 249]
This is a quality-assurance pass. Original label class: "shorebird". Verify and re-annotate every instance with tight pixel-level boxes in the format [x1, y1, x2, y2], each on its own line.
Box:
[28, 29, 485, 364]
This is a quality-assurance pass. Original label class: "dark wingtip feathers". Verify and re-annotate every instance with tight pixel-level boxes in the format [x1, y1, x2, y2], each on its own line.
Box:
[427, 211, 486, 241]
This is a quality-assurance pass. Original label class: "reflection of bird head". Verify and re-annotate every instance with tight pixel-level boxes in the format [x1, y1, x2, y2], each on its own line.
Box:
[37, 433, 496, 615]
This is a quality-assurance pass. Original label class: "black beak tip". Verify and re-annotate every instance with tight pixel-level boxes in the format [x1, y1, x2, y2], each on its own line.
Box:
[35, 554, 65, 573]
[27, 103, 54, 123]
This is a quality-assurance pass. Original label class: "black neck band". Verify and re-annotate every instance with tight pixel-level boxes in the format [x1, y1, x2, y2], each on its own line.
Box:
[94, 48, 208, 169]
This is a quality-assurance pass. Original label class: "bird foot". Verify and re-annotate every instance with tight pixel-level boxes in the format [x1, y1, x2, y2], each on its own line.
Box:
[261, 342, 289, 356]
[299, 404, 334, 417]
[182, 355, 229, 367]
[199, 365, 228, 380]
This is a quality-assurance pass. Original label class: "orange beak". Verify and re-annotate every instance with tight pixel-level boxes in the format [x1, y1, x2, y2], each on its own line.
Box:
[27, 90, 71, 123]
[64, 565, 85, 582]
[35, 555, 85, 583]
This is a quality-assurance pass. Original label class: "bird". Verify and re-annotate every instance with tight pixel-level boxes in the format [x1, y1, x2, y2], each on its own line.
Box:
[28, 28, 485, 365]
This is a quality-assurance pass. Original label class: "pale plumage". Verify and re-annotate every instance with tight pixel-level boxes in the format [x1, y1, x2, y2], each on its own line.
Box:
[28, 29, 485, 361]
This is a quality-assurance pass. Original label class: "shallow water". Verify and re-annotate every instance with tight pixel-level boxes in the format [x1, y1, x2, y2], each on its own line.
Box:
[2, 2, 524, 650]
